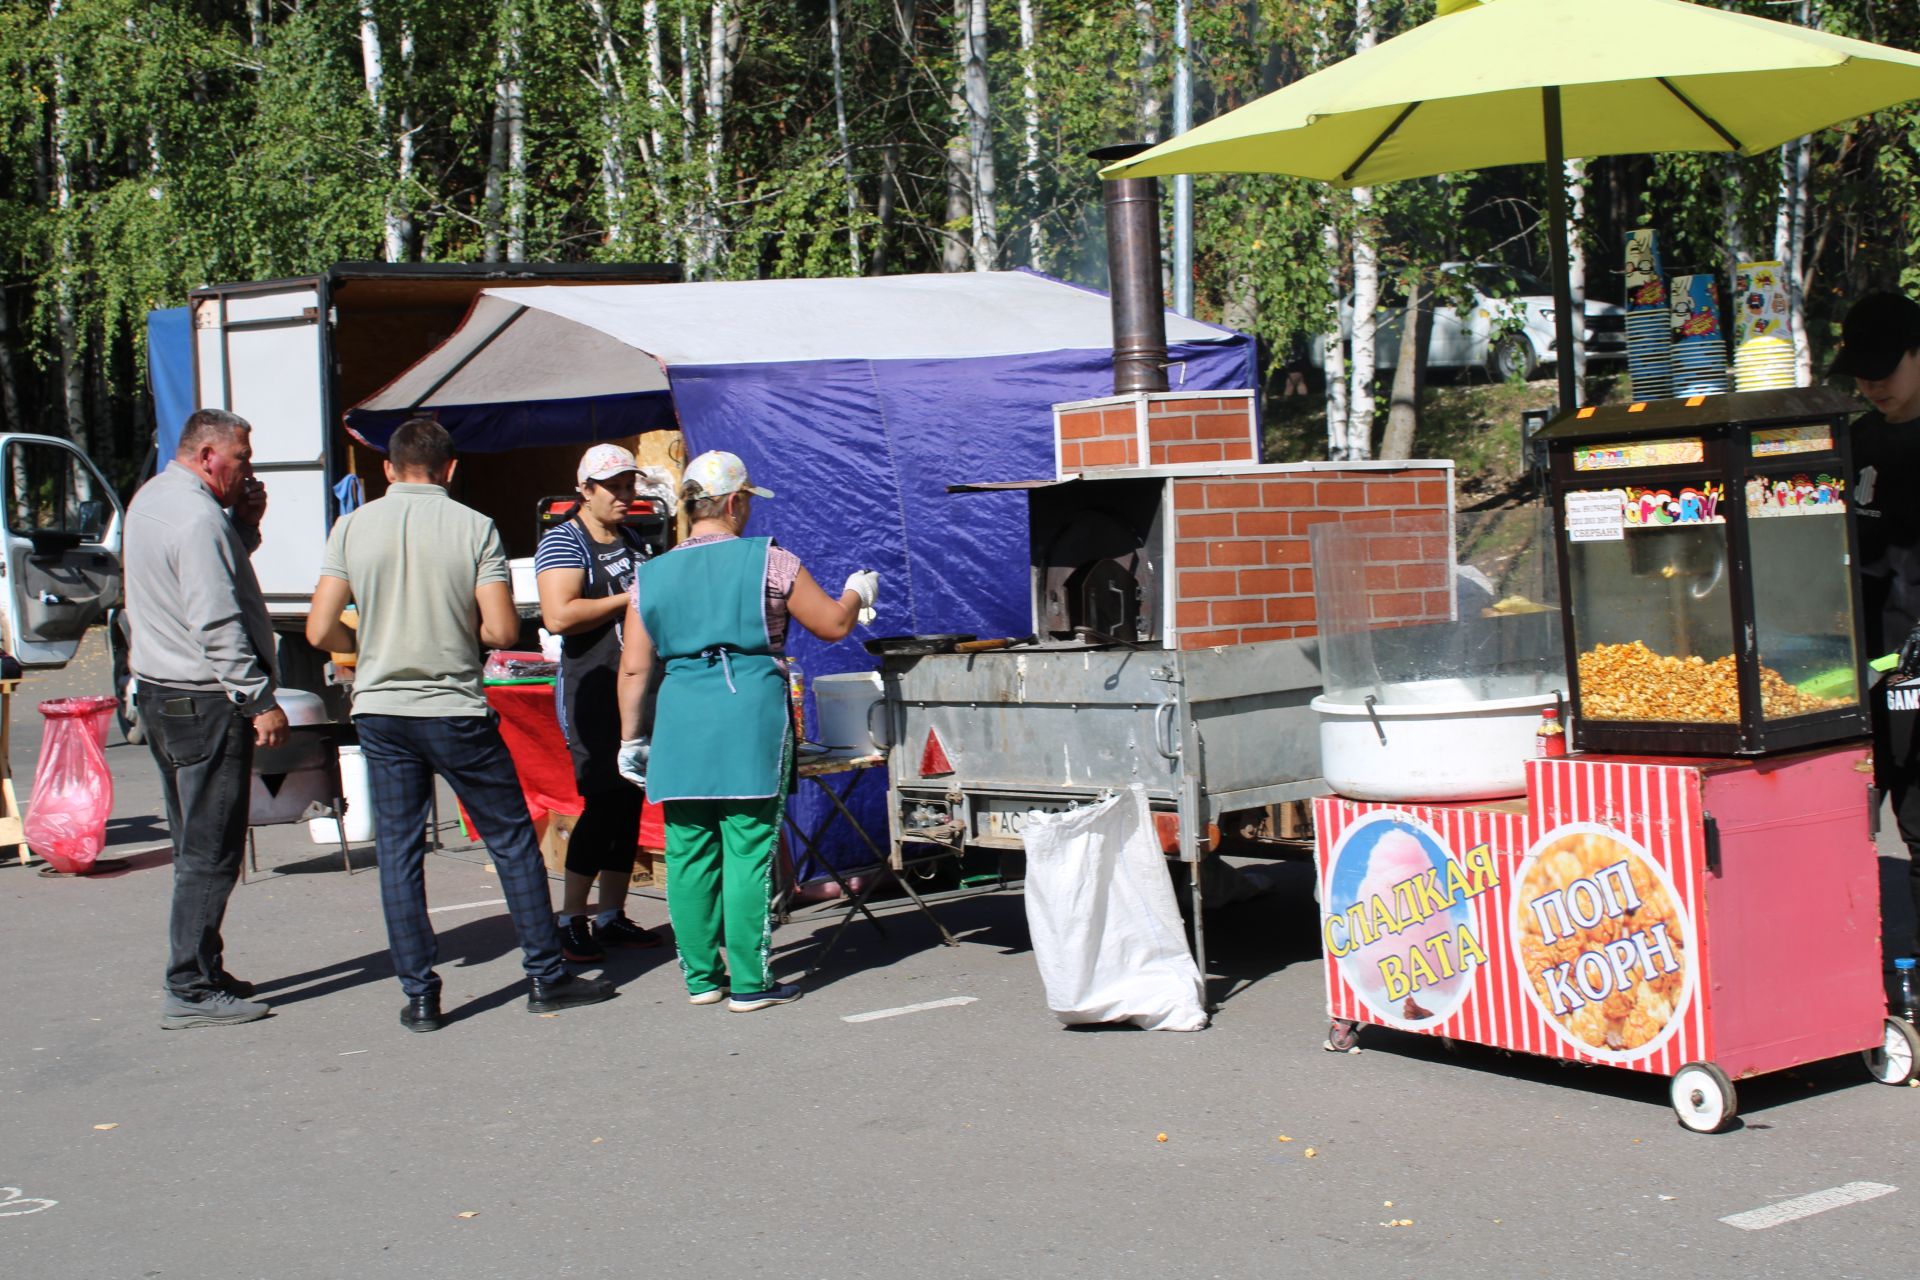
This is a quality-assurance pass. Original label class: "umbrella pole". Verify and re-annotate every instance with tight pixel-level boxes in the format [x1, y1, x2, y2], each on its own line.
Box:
[1543, 87, 1580, 414]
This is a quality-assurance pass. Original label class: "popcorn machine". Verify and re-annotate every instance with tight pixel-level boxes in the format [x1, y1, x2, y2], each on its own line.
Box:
[1312, 388, 1917, 1133]
[1533, 387, 1869, 756]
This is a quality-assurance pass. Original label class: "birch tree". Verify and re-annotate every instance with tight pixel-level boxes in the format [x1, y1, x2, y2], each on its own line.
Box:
[827, 0, 861, 272]
[1018, 0, 1044, 271]
[941, 0, 970, 272]
[586, 0, 630, 248]
[47, 0, 84, 445]
[357, 0, 406, 262]
[962, 0, 997, 269]
[1346, 0, 1380, 461]
[1565, 157, 1588, 404]
[1776, 133, 1812, 385]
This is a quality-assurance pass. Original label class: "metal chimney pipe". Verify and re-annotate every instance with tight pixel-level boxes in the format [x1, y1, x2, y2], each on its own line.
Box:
[1089, 143, 1169, 395]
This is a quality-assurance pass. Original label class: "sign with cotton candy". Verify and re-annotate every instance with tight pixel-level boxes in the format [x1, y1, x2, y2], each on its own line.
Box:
[1319, 812, 1500, 1030]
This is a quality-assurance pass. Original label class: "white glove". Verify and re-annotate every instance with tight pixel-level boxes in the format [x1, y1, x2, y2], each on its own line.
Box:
[617, 737, 650, 789]
[843, 570, 879, 626]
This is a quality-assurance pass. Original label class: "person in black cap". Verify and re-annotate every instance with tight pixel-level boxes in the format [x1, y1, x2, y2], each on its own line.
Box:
[1835, 290, 1920, 957]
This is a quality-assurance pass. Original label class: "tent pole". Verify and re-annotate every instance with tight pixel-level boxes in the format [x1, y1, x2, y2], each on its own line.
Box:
[1543, 87, 1579, 414]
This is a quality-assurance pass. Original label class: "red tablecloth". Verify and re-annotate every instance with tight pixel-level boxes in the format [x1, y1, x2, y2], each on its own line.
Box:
[486, 682, 665, 848]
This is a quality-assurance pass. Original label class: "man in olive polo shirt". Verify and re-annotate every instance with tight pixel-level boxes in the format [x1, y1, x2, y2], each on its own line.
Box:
[306, 418, 614, 1031]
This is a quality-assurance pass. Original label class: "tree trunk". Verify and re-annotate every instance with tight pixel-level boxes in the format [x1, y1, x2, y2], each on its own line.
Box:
[0, 288, 24, 434]
[587, 0, 629, 249]
[868, 0, 917, 275]
[1565, 157, 1587, 404]
[963, 0, 996, 270]
[941, 0, 970, 272]
[505, 10, 527, 263]
[1018, 0, 1043, 271]
[1321, 223, 1349, 459]
[1775, 135, 1812, 386]
[1344, 0, 1378, 461]
[395, 20, 415, 260]
[484, 37, 509, 261]
[827, 0, 861, 273]
[1135, 0, 1159, 143]
[49, 0, 86, 446]
[679, 13, 704, 270]
[357, 0, 404, 263]
[699, 0, 740, 273]
[1380, 275, 1430, 461]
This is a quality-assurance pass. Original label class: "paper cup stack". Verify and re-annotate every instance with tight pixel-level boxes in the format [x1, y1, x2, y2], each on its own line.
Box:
[1670, 273, 1729, 396]
[1624, 230, 1672, 400]
[1730, 260, 1796, 391]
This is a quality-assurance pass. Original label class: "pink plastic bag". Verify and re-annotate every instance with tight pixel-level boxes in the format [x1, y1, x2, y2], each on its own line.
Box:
[25, 698, 116, 873]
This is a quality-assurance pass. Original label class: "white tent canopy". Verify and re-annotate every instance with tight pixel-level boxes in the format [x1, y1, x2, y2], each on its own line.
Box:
[354, 270, 1242, 414]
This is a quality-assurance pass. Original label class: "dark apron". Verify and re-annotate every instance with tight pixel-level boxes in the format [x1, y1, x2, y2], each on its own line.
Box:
[556, 519, 644, 794]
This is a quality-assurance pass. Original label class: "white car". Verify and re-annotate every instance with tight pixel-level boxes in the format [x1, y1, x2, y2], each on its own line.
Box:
[1308, 263, 1626, 381]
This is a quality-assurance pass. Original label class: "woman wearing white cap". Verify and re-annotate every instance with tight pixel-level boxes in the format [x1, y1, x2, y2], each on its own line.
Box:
[533, 443, 666, 961]
[614, 450, 878, 1011]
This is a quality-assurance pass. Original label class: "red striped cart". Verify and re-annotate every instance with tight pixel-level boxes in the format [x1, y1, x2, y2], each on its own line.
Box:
[1313, 745, 1919, 1132]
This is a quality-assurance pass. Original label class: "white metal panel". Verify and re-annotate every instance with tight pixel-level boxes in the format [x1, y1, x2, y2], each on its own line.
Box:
[194, 325, 227, 411]
[225, 323, 326, 465]
[251, 469, 331, 606]
[225, 288, 319, 324]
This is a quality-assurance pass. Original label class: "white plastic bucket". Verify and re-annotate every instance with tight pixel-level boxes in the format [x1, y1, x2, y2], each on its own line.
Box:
[1311, 676, 1561, 802]
[310, 744, 375, 843]
[812, 672, 884, 758]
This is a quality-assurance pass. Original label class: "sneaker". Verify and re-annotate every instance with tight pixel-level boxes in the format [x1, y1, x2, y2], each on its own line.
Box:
[527, 973, 617, 1014]
[558, 915, 605, 963]
[727, 983, 802, 1013]
[593, 914, 665, 950]
[160, 991, 271, 1030]
[688, 988, 727, 1006]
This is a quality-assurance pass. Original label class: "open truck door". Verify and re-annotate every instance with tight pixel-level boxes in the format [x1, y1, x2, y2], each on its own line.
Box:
[0, 433, 123, 668]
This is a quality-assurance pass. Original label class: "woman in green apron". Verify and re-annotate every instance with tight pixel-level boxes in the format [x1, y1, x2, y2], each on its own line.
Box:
[615, 450, 878, 1011]
[534, 444, 666, 962]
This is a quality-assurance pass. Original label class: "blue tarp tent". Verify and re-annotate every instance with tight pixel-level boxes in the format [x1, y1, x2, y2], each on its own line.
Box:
[147, 306, 194, 468]
[351, 270, 1259, 875]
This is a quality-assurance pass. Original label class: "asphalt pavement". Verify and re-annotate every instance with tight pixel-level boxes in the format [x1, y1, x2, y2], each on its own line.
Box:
[2, 630, 1915, 1279]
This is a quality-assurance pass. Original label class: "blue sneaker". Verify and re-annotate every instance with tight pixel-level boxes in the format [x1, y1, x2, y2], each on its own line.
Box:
[727, 983, 802, 1012]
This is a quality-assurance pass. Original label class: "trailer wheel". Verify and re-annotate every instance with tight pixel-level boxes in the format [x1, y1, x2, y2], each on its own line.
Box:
[1862, 1017, 1920, 1086]
[1324, 1019, 1362, 1054]
[1671, 1062, 1737, 1133]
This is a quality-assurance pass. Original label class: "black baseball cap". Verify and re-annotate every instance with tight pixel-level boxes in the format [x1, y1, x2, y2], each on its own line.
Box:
[1831, 292, 1920, 380]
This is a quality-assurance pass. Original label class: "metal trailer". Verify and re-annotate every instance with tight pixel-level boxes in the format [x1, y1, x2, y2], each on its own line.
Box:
[877, 636, 1325, 981]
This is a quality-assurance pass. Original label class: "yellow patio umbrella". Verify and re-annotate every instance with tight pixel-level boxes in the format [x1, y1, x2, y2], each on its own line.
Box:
[1101, 0, 1920, 410]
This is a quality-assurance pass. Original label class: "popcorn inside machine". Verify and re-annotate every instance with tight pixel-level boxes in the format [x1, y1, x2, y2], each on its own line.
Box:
[1534, 387, 1870, 756]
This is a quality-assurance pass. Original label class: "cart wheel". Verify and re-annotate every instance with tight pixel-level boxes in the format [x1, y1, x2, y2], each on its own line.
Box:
[1324, 1019, 1362, 1054]
[1671, 1062, 1738, 1133]
[1862, 1017, 1920, 1086]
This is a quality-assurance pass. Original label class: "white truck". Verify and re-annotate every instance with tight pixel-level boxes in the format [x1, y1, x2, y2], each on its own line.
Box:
[5, 262, 678, 737]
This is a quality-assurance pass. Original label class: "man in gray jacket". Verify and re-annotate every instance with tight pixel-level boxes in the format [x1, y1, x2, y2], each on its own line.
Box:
[125, 409, 287, 1029]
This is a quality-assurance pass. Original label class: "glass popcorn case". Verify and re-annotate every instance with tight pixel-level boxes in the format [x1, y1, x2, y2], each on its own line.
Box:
[1535, 387, 1869, 755]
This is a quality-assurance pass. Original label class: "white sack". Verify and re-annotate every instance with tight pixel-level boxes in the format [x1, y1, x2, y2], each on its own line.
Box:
[1020, 786, 1209, 1032]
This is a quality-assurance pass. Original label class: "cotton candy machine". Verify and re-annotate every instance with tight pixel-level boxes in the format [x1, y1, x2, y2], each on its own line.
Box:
[1308, 511, 1567, 801]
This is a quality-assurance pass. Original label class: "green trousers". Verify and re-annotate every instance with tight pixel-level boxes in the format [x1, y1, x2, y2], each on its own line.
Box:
[663, 798, 782, 995]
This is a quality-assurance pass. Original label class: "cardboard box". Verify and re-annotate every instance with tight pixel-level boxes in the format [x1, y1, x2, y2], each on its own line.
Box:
[538, 810, 659, 886]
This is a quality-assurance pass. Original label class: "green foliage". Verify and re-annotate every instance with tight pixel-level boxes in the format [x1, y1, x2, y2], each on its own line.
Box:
[2, 0, 1918, 477]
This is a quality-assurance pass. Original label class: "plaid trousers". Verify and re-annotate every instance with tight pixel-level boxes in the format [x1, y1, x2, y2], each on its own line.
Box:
[356, 713, 566, 997]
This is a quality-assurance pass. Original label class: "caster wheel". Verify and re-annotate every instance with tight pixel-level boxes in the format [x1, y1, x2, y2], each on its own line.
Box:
[1671, 1061, 1737, 1133]
[1324, 1019, 1361, 1053]
[1863, 1017, 1920, 1085]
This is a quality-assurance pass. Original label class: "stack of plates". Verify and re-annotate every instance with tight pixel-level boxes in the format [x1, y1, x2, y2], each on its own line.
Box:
[1624, 230, 1671, 400]
[1733, 335, 1796, 391]
[1671, 274, 1728, 396]
[1626, 305, 1673, 400]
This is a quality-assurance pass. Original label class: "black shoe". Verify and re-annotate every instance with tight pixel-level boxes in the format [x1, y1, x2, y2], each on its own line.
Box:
[400, 994, 444, 1033]
[215, 970, 257, 999]
[592, 913, 665, 950]
[527, 973, 616, 1014]
[558, 915, 605, 963]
